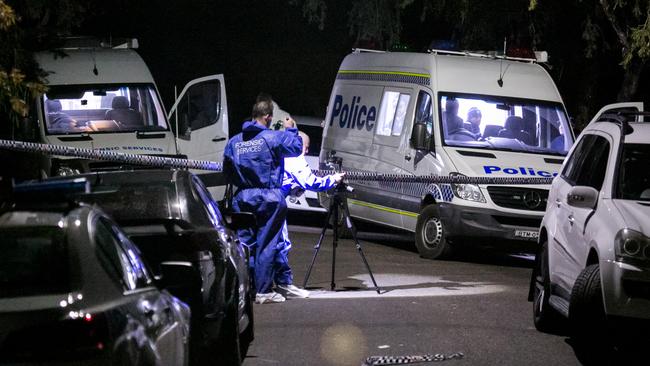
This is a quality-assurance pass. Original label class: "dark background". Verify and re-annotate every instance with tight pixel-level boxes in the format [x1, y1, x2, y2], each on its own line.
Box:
[35, 0, 650, 133]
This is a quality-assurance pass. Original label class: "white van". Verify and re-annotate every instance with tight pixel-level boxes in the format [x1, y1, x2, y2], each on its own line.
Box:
[321, 49, 575, 259]
[33, 38, 228, 197]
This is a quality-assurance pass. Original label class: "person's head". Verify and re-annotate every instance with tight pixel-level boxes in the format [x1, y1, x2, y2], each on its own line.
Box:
[298, 131, 310, 155]
[467, 107, 482, 127]
[251, 99, 274, 126]
[445, 99, 459, 116]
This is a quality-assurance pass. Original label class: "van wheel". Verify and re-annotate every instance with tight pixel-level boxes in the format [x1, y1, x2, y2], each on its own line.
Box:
[415, 205, 451, 259]
[533, 241, 564, 333]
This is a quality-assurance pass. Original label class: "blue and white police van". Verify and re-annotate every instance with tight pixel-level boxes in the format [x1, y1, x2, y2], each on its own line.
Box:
[320, 49, 575, 259]
[33, 38, 228, 198]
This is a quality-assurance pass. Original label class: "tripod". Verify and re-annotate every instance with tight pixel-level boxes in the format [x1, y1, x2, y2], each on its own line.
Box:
[302, 183, 381, 294]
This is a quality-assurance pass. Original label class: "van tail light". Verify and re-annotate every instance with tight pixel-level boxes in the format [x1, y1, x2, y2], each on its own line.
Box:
[1, 312, 110, 362]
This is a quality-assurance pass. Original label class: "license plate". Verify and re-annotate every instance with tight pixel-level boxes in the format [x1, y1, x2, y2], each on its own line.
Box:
[514, 230, 539, 239]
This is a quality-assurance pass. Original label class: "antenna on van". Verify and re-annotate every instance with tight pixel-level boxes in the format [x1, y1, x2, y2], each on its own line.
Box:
[497, 37, 506, 87]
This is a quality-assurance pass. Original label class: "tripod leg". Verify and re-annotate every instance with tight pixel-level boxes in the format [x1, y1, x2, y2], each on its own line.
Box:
[302, 201, 334, 289]
[342, 201, 381, 294]
[331, 199, 338, 291]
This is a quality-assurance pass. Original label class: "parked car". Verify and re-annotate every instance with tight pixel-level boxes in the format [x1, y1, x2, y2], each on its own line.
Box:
[0, 195, 191, 365]
[530, 104, 650, 344]
[67, 169, 254, 365]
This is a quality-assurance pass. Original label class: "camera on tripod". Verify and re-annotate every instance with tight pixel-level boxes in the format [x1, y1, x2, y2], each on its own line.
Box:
[325, 151, 352, 193]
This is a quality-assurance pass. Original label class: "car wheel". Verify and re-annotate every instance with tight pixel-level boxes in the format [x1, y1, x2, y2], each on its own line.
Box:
[415, 205, 451, 259]
[569, 264, 607, 341]
[532, 240, 564, 332]
[217, 284, 242, 366]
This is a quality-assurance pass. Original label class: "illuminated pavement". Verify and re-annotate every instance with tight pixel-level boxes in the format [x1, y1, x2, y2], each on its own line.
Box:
[242, 216, 583, 366]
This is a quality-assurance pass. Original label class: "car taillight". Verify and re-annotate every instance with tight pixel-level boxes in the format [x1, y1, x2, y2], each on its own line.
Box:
[1, 313, 110, 362]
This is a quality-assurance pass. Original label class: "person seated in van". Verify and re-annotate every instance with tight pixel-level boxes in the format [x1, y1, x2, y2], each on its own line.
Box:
[498, 116, 531, 143]
[464, 107, 482, 138]
[105, 96, 143, 127]
[442, 99, 463, 136]
[45, 99, 76, 131]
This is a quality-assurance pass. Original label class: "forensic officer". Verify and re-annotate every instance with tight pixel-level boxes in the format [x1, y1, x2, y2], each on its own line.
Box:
[223, 98, 303, 304]
[274, 131, 344, 298]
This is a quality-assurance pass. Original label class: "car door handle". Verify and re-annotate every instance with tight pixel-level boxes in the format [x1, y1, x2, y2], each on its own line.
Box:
[404, 154, 412, 161]
[212, 136, 227, 142]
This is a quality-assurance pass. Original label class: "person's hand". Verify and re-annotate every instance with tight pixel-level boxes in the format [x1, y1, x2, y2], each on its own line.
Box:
[333, 172, 345, 184]
[283, 117, 296, 129]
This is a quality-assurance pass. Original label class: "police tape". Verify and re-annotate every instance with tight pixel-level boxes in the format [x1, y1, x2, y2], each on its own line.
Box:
[362, 353, 465, 365]
[314, 170, 554, 185]
[0, 139, 222, 171]
[0, 139, 554, 185]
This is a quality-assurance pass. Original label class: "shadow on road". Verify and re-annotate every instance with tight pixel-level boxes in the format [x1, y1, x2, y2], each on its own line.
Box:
[288, 210, 537, 269]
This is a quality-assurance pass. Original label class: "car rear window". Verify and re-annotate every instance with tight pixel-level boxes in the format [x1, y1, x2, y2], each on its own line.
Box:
[0, 227, 70, 298]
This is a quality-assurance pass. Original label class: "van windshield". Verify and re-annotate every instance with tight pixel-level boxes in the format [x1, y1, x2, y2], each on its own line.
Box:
[43, 83, 168, 135]
[439, 93, 572, 156]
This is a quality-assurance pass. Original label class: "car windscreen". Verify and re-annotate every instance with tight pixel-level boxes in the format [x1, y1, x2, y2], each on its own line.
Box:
[43, 83, 168, 135]
[439, 93, 572, 156]
[615, 143, 650, 201]
[0, 227, 70, 298]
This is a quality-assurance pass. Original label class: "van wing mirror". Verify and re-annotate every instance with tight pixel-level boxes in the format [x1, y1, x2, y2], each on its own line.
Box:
[567, 186, 599, 209]
[227, 212, 256, 231]
[410, 123, 430, 151]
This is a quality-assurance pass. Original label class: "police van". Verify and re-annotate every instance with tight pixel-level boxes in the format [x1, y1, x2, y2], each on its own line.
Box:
[33, 38, 228, 197]
[320, 49, 574, 259]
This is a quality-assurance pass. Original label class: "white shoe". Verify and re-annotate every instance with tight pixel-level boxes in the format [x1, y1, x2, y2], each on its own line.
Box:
[255, 292, 286, 304]
[276, 284, 310, 298]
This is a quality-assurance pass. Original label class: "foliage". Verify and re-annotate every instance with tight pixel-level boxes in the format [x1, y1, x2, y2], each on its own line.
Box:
[0, 0, 91, 138]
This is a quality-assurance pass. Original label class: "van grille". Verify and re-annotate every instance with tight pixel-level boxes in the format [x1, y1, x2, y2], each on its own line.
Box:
[487, 186, 549, 212]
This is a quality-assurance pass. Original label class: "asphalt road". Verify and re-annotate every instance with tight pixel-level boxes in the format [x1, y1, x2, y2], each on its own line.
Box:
[242, 212, 585, 366]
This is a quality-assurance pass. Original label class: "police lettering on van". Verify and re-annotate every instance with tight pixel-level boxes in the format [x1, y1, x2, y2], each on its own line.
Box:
[330, 95, 376, 131]
[483, 166, 558, 177]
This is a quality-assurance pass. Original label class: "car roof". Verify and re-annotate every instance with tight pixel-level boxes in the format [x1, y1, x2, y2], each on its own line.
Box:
[624, 123, 650, 144]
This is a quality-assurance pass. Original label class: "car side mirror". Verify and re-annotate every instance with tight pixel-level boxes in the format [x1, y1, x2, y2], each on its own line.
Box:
[227, 212, 256, 231]
[159, 261, 201, 303]
[410, 123, 430, 151]
[567, 186, 599, 209]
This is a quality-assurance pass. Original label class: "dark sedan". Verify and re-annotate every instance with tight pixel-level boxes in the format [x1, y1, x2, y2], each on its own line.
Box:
[71, 170, 254, 366]
[0, 203, 191, 365]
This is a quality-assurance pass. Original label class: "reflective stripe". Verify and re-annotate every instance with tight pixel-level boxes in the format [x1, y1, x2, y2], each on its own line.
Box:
[337, 70, 431, 86]
[348, 199, 418, 218]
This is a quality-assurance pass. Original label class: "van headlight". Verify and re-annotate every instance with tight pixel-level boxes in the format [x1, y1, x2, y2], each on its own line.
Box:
[450, 173, 485, 203]
[615, 229, 650, 263]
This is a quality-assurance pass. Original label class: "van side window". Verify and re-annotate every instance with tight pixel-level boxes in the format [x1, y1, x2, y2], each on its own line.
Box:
[177, 80, 222, 135]
[376, 91, 410, 136]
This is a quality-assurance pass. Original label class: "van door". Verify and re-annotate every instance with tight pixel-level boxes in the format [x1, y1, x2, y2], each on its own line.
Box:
[587, 102, 644, 124]
[168, 75, 228, 198]
[369, 87, 413, 229]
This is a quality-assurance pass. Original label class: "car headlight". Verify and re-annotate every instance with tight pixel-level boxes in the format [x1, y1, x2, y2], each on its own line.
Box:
[450, 173, 485, 203]
[615, 229, 650, 263]
[56, 166, 81, 176]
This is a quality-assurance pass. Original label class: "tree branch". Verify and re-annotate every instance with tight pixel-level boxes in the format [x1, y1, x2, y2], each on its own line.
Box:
[600, 0, 630, 48]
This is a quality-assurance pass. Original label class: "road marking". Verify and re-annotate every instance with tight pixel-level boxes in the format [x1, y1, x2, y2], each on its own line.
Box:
[306, 273, 507, 299]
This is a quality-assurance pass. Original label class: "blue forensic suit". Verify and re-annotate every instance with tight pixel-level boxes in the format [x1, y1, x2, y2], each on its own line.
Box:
[274, 154, 338, 286]
[223, 121, 302, 294]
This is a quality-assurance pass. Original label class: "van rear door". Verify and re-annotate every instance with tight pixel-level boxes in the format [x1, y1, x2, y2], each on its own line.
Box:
[168, 75, 228, 198]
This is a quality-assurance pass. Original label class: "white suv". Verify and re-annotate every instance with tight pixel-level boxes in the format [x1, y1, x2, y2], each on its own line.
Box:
[530, 103, 650, 339]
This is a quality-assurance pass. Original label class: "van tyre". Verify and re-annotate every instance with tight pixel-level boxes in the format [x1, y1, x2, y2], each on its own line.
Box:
[415, 205, 451, 259]
[533, 241, 564, 333]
